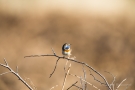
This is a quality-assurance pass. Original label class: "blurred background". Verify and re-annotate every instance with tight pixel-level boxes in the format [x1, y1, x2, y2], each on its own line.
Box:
[0, 0, 135, 90]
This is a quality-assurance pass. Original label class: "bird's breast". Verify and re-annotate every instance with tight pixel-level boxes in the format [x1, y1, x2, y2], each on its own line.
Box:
[64, 49, 71, 52]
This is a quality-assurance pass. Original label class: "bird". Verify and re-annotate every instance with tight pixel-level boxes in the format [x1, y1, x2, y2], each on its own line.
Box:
[62, 43, 72, 58]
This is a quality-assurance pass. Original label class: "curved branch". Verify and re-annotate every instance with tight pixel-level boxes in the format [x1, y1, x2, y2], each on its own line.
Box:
[67, 81, 78, 90]
[24, 48, 112, 90]
[49, 58, 60, 78]
[89, 70, 106, 85]
[116, 78, 127, 90]
[69, 73, 100, 90]
[0, 58, 33, 90]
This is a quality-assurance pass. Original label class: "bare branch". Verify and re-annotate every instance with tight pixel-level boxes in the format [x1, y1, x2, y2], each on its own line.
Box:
[0, 58, 33, 90]
[24, 54, 56, 58]
[105, 71, 116, 85]
[49, 58, 60, 78]
[4, 58, 8, 65]
[62, 63, 71, 90]
[116, 78, 127, 90]
[24, 48, 112, 90]
[67, 81, 78, 90]
[74, 84, 83, 90]
[64, 60, 69, 72]
[0, 71, 12, 75]
[50, 85, 58, 90]
[105, 71, 116, 90]
[51, 48, 56, 55]
[69, 73, 100, 90]
[24, 77, 37, 90]
[82, 65, 87, 90]
[16, 66, 19, 74]
[80, 76, 83, 90]
[89, 70, 106, 85]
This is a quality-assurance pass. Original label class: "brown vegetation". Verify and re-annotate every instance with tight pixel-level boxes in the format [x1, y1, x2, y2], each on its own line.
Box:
[0, 1, 135, 90]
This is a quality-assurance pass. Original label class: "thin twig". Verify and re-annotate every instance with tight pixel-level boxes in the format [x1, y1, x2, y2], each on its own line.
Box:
[49, 58, 60, 78]
[25, 77, 37, 90]
[24, 48, 112, 90]
[116, 78, 127, 90]
[67, 81, 78, 90]
[74, 84, 83, 90]
[69, 73, 100, 90]
[0, 58, 33, 90]
[82, 65, 87, 90]
[16, 66, 18, 73]
[24, 54, 57, 58]
[51, 48, 56, 55]
[50, 85, 58, 90]
[0, 71, 12, 75]
[62, 63, 71, 90]
[105, 71, 116, 90]
[105, 71, 116, 85]
[89, 70, 106, 85]
[4, 58, 8, 65]
[80, 76, 83, 90]
[64, 60, 69, 72]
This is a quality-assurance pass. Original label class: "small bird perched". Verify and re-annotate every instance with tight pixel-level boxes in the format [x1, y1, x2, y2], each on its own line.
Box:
[62, 43, 72, 58]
